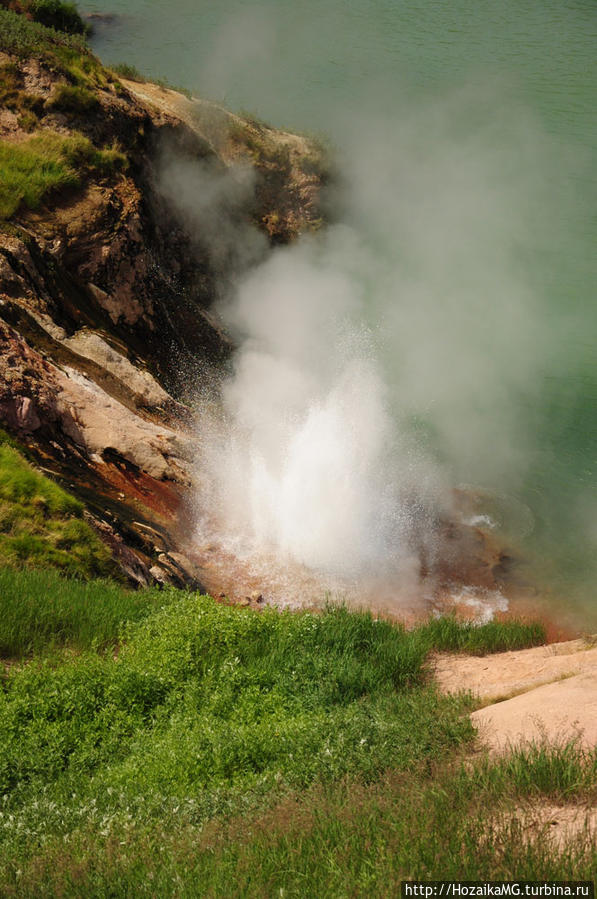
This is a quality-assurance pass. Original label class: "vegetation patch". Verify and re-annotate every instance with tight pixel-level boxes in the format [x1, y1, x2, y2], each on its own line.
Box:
[0, 63, 44, 123]
[229, 118, 292, 172]
[110, 62, 144, 83]
[0, 599, 471, 889]
[44, 81, 98, 113]
[0, 431, 115, 579]
[419, 614, 546, 655]
[0, 568, 170, 658]
[0, 130, 126, 219]
[0, 8, 111, 90]
[0, 0, 86, 35]
[0, 6, 86, 55]
[29, 746, 593, 897]
[0, 583, 573, 894]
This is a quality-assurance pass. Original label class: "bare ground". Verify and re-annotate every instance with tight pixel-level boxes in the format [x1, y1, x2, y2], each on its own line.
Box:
[434, 637, 597, 750]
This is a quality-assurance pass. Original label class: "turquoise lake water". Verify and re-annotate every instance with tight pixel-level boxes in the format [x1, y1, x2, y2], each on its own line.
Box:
[80, 0, 596, 625]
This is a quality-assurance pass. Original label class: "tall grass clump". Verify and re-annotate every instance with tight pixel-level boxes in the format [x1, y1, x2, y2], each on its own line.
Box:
[26, 0, 86, 34]
[111, 62, 144, 82]
[0, 568, 173, 657]
[45, 81, 98, 112]
[420, 614, 546, 654]
[0, 130, 126, 219]
[463, 740, 597, 801]
[0, 132, 78, 218]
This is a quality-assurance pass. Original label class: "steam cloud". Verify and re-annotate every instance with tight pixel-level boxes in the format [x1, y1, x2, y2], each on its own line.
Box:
[160, 77, 571, 596]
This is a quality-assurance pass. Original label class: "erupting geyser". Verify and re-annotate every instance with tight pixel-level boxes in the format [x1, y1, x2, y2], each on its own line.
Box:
[157, 86, 583, 617]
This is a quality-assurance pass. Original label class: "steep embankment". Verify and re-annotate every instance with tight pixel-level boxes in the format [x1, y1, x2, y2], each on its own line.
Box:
[0, 8, 327, 587]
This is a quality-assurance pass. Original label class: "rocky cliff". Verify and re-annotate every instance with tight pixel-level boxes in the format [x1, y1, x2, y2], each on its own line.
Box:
[0, 15, 328, 588]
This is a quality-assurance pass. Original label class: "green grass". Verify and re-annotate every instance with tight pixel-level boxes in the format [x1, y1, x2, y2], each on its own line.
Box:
[110, 61, 144, 82]
[157, 750, 595, 892]
[0, 432, 115, 578]
[419, 614, 546, 655]
[0, 130, 126, 219]
[0, 584, 580, 895]
[0, 132, 78, 218]
[29, 749, 591, 897]
[462, 740, 597, 801]
[0, 6, 86, 56]
[45, 81, 98, 113]
[0, 568, 170, 657]
[0, 599, 472, 889]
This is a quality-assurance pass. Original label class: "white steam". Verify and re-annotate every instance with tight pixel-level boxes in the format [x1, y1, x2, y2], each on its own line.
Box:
[162, 82, 568, 593]
[158, 155, 266, 274]
[211, 237, 425, 576]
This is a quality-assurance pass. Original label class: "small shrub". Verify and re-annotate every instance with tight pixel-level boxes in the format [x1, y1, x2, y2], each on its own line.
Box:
[0, 63, 44, 120]
[16, 109, 37, 130]
[28, 0, 86, 35]
[0, 6, 86, 55]
[0, 61, 21, 102]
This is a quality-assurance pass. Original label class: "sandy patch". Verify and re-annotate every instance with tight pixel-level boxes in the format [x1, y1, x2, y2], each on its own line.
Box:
[435, 637, 597, 751]
[508, 802, 597, 850]
[471, 671, 597, 751]
[434, 638, 597, 702]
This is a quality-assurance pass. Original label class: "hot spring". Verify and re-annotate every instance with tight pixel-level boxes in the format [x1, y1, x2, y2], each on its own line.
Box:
[80, 0, 597, 627]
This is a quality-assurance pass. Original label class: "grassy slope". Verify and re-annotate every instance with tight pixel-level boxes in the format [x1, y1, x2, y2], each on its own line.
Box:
[0, 130, 125, 219]
[0, 579, 592, 896]
[0, 7, 106, 93]
[0, 431, 116, 582]
[0, 8, 126, 220]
